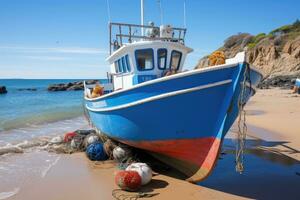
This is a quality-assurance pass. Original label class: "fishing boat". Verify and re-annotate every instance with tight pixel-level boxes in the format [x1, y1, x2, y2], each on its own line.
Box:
[84, 0, 263, 182]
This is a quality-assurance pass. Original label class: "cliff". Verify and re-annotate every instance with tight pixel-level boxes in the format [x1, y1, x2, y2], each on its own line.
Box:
[196, 20, 300, 83]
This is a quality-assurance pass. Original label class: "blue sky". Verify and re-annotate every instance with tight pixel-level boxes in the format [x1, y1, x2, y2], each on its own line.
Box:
[0, 0, 299, 79]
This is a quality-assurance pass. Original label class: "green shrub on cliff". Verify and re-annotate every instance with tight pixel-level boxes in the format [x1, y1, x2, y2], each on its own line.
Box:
[270, 25, 293, 35]
[247, 33, 266, 49]
[270, 19, 300, 38]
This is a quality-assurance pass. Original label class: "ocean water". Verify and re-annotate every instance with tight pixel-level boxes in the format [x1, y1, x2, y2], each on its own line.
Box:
[0, 79, 87, 132]
[0, 79, 109, 145]
[0, 79, 107, 134]
[0, 79, 99, 197]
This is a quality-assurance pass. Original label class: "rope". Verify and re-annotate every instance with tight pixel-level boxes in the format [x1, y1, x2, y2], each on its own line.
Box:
[236, 63, 251, 173]
[112, 189, 158, 200]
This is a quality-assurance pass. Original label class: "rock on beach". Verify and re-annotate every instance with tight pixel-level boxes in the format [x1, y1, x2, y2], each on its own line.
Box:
[47, 80, 98, 91]
[0, 86, 7, 94]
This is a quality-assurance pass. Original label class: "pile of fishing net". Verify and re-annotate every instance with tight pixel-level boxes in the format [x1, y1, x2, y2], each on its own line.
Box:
[209, 51, 226, 66]
[45, 129, 102, 154]
[47, 130, 156, 194]
[0, 129, 100, 156]
[84, 138, 154, 192]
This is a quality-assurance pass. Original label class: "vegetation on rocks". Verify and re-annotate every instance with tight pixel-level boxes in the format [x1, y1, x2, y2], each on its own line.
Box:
[247, 33, 267, 49]
[196, 19, 300, 88]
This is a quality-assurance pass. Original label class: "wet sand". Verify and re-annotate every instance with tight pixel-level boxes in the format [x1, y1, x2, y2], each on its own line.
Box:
[245, 88, 300, 161]
[8, 88, 300, 200]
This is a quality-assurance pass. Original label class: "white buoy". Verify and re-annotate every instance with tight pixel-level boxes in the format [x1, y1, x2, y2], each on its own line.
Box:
[87, 135, 99, 145]
[126, 163, 152, 185]
[113, 146, 131, 162]
[50, 136, 63, 144]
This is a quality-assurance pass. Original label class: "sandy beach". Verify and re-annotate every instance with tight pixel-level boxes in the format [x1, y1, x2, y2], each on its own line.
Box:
[4, 88, 300, 200]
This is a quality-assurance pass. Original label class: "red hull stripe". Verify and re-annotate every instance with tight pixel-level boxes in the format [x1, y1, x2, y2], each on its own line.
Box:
[121, 137, 221, 172]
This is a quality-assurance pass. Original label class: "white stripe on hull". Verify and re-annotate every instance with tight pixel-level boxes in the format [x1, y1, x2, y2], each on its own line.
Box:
[86, 79, 232, 112]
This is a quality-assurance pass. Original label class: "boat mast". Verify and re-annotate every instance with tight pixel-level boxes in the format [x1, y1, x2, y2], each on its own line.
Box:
[141, 0, 145, 36]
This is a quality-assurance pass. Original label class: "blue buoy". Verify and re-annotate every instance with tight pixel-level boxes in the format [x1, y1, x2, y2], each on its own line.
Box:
[295, 78, 300, 87]
[86, 142, 108, 161]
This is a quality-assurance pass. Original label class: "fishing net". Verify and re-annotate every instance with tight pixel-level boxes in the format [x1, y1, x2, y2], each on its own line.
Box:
[209, 51, 225, 66]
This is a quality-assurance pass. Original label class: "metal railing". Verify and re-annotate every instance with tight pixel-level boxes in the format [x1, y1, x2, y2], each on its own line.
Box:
[109, 22, 187, 55]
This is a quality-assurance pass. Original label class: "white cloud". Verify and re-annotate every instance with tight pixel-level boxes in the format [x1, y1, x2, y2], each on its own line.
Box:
[0, 46, 108, 55]
[24, 55, 72, 61]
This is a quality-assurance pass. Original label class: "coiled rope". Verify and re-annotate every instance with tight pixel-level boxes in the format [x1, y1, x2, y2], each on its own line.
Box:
[236, 63, 252, 173]
[112, 189, 158, 200]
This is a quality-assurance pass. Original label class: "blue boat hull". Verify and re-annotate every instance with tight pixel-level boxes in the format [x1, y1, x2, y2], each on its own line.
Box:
[85, 63, 262, 182]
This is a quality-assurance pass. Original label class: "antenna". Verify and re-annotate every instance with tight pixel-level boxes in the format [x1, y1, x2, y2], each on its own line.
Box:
[157, 0, 163, 25]
[183, 0, 186, 28]
[141, 0, 145, 36]
[106, 0, 111, 23]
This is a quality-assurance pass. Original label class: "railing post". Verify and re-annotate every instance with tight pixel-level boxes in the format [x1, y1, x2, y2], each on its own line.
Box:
[119, 25, 122, 46]
[129, 25, 132, 43]
[109, 23, 112, 55]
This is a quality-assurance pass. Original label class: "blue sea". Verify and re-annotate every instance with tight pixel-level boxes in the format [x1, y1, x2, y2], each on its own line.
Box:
[0, 79, 106, 145]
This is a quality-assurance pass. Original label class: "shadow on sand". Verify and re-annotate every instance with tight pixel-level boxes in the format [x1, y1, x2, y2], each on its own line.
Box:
[199, 136, 300, 200]
[128, 125, 300, 199]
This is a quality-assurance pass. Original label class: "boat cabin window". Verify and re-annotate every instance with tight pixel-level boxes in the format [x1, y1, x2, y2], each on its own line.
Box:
[114, 61, 119, 73]
[117, 59, 123, 72]
[121, 57, 126, 72]
[114, 54, 131, 74]
[135, 49, 154, 71]
[125, 55, 131, 72]
[157, 48, 167, 70]
[170, 50, 182, 70]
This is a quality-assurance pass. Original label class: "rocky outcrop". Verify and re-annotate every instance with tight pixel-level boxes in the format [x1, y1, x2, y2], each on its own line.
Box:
[48, 80, 98, 91]
[195, 20, 300, 89]
[0, 86, 7, 94]
[257, 72, 300, 89]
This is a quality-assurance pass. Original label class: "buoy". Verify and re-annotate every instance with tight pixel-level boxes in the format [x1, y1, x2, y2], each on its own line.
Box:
[50, 136, 63, 144]
[87, 135, 99, 145]
[103, 139, 117, 159]
[82, 134, 99, 149]
[115, 170, 142, 191]
[113, 146, 131, 163]
[63, 132, 77, 143]
[126, 163, 152, 185]
[86, 142, 108, 161]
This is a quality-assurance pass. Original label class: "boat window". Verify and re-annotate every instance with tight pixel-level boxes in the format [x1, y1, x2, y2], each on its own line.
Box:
[125, 55, 131, 72]
[114, 61, 119, 73]
[157, 49, 167, 70]
[117, 59, 123, 73]
[121, 57, 127, 72]
[135, 49, 154, 71]
[170, 50, 182, 70]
